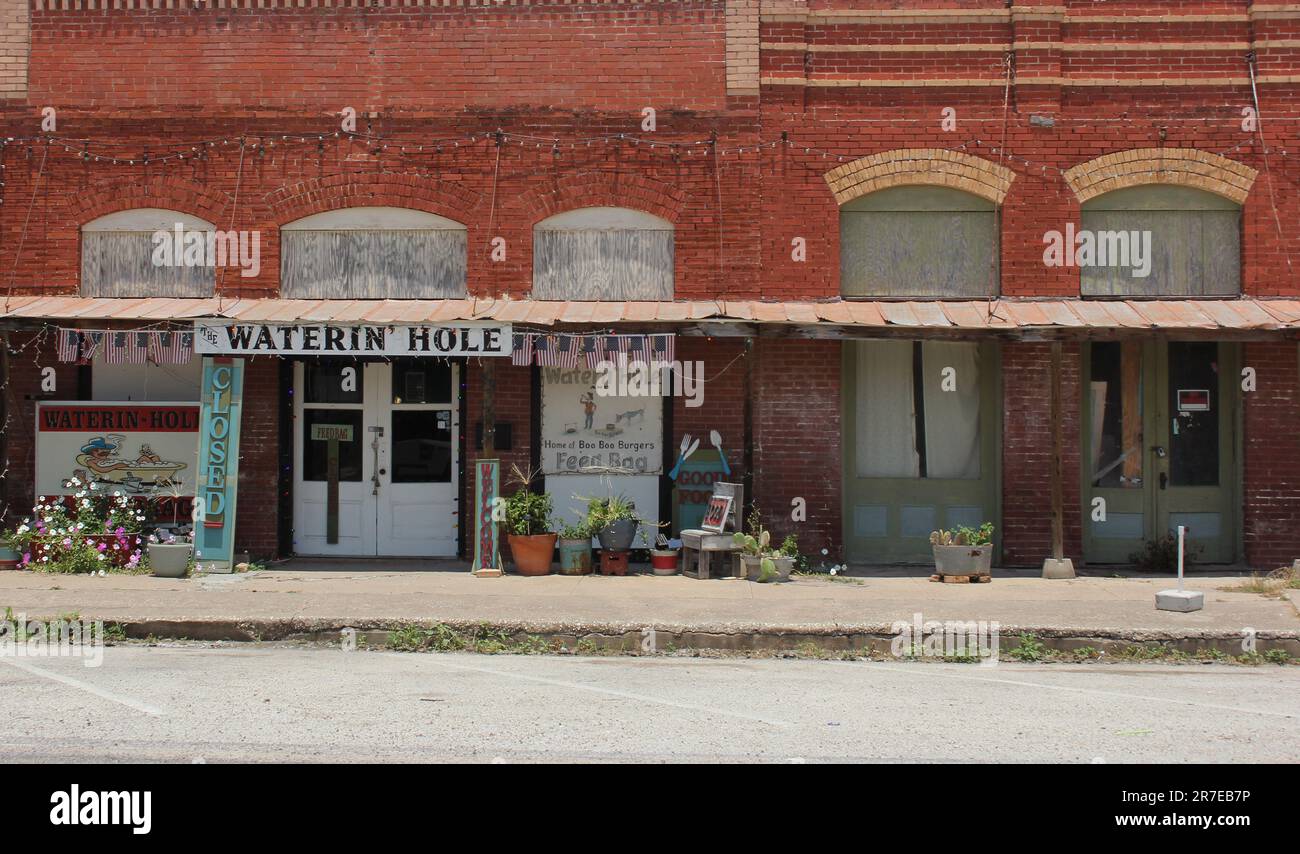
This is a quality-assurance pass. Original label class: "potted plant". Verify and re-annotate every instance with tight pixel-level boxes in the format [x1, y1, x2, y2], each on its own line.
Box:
[505, 487, 556, 576]
[556, 521, 592, 576]
[0, 533, 20, 570]
[773, 532, 800, 579]
[734, 529, 782, 583]
[929, 523, 995, 577]
[148, 526, 193, 578]
[8, 478, 147, 573]
[585, 494, 639, 552]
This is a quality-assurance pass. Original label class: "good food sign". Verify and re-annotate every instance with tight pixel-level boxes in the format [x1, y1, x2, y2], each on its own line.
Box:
[35, 403, 200, 498]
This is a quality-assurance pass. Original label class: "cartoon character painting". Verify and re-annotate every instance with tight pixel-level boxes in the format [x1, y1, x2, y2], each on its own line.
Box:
[71, 434, 187, 494]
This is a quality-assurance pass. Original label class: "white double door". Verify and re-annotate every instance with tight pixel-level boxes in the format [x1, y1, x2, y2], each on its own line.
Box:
[293, 360, 458, 557]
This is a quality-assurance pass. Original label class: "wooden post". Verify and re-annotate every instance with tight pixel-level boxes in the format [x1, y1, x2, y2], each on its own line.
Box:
[1050, 340, 1064, 562]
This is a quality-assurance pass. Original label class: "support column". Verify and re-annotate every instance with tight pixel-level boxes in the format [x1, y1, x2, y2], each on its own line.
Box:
[1043, 339, 1076, 578]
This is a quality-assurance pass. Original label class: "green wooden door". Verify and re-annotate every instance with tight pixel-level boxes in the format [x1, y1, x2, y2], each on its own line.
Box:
[842, 340, 1001, 563]
[1082, 341, 1237, 564]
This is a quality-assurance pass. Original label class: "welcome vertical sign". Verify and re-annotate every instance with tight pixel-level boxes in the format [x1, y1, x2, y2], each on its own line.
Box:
[194, 357, 245, 573]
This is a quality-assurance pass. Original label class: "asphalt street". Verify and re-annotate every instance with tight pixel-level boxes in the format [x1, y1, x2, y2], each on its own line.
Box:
[1, 645, 1295, 763]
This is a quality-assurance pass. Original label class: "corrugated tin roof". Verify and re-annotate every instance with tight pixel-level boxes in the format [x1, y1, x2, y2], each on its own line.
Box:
[2, 296, 1299, 332]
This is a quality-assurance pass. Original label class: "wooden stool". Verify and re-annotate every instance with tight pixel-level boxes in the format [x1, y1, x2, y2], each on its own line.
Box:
[599, 550, 630, 576]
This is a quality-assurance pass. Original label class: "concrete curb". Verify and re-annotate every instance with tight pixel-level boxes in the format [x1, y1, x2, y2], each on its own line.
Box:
[111, 617, 1300, 658]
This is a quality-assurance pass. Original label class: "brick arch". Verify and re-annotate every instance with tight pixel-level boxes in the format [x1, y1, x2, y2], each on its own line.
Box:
[516, 170, 687, 226]
[264, 173, 483, 226]
[824, 149, 1016, 206]
[1064, 148, 1258, 205]
[69, 177, 232, 226]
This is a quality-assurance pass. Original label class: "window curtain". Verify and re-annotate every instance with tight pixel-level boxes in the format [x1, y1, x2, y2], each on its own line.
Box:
[920, 341, 981, 479]
[854, 341, 920, 478]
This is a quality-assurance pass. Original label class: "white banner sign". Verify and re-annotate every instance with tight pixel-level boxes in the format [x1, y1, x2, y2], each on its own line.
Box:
[194, 320, 511, 357]
[541, 366, 663, 475]
[35, 402, 200, 497]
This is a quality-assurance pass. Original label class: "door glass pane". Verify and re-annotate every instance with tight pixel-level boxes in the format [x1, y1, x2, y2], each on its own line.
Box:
[1168, 342, 1220, 486]
[305, 360, 363, 404]
[391, 410, 452, 483]
[1089, 342, 1144, 488]
[302, 409, 363, 481]
[391, 359, 451, 404]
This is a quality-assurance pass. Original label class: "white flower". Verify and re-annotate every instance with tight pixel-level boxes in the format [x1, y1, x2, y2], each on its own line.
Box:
[821, 548, 829, 556]
[96, 553, 105, 561]
[98, 569, 106, 576]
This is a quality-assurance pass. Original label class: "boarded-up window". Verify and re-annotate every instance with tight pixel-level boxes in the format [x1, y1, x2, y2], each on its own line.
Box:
[841, 187, 998, 298]
[81, 209, 216, 298]
[281, 207, 467, 299]
[533, 207, 674, 300]
[1081, 186, 1240, 297]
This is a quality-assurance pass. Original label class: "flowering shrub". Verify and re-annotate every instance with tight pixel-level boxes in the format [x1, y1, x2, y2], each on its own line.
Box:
[6, 477, 147, 573]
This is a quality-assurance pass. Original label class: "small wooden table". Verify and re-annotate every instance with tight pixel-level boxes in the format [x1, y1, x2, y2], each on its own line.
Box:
[679, 530, 742, 579]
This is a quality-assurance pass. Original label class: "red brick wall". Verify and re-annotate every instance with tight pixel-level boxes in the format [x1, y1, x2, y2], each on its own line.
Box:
[1001, 342, 1083, 567]
[0, 332, 81, 530]
[1242, 341, 1300, 569]
[232, 355, 280, 559]
[463, 359, 535, 557]
[28, 3, 728, 114]
[752, 338, 841, 559]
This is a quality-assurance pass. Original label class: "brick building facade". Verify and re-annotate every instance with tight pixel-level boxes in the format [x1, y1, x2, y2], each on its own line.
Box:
[0, 0, 1297, 569]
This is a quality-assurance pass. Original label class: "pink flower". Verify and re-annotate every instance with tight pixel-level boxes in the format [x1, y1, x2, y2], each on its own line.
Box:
[61, 537, 72, 546]
[97, 542, 108, 552]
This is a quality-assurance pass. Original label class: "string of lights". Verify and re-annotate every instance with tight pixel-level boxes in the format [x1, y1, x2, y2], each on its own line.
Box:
[0, 123, 1291, 170]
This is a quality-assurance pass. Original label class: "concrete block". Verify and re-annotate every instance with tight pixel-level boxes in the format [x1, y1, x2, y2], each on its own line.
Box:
[1041, 558, 1076, 579]
[1156, 589, 1204, 612]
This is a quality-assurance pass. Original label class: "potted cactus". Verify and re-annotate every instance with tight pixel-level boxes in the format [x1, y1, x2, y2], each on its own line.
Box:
[733, 529, 787, 583]
[930, 523, 995, 577]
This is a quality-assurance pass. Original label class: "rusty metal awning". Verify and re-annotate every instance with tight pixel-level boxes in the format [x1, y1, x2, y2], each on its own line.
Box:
[2, 296, 1298, 335]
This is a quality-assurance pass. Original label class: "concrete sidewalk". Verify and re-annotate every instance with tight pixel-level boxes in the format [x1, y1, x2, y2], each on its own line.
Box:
[0, 565, 1295, 653]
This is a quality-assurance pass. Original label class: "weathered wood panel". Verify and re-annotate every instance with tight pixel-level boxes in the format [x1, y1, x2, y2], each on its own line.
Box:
[81, 233, 215, 298]
[282, 230, 467, 299]
[1080, 210, 1240, 297]
[840, 210, 998, 298]
[533, 229, 674, 301]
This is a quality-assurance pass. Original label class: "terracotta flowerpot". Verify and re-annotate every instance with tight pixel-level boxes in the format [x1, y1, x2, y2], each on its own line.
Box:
[509, 533, 557, 576]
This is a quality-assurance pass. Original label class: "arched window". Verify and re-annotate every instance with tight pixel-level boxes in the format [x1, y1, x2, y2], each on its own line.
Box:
[81, 208, 216, 297]
[840, 187, 998, 298]
[533, 207, 674, 300]
[1080, 186, 1240, 297]
[281, 207, 467, 299]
